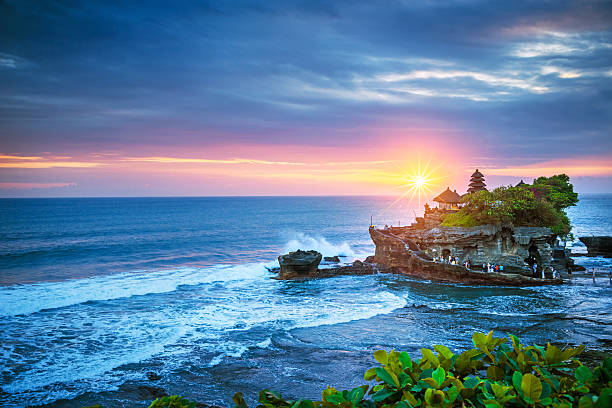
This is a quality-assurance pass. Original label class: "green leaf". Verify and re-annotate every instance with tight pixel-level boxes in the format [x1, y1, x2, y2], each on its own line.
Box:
[512, 371, 523, 393]
[424, 388, 445, 406]
[540, 397, 553, 406]
[575, 366, 593, 383]
[375, 367, 399, 388]
[421, 348, 440, 367]
[371, 388, 395, 402]
[433, 345, 454, 360]
[578, 395, 595, 408]
[509, 334, 521, 352]
[325, 393, 346, 404]
[541, 381, 551, 399]
[373, 350, 388, 365]
[349, 387, 365, 406]
[233, 392, 248, 408]
[432, 367, 445, 387]
[595, 388, 612, 408]
[364, 368, 377, 381]
[399, 351, 412, 370]
[398, 372, 412, 388]
[463, 377, 480, 389]
[521, 373, 542, 402]
[472, 332, 487, 348]
[486, 366, 504, 381]
[447, 385, 459, 402]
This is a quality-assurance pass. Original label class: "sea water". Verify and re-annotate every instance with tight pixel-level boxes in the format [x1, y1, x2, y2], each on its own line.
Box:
[0, 196, 610, 407]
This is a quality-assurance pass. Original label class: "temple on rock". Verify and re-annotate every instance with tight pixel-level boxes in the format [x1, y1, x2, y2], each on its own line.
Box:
[369, 168, 571, 284]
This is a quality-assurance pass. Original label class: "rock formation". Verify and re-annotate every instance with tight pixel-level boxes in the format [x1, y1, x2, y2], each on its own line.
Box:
[323, 256, 341, 263]
[579, 236, 612, 257]
[369, 227, 562, 286]
[277, 249, 322, 278]
[384, 225, 555, 274]
[270, 259, 392, 280]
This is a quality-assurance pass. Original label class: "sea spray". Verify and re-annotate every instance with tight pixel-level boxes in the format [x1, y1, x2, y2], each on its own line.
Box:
[282, 232, 355, 257]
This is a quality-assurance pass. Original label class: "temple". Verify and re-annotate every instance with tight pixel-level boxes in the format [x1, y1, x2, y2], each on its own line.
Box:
[467, 169, 487, 193]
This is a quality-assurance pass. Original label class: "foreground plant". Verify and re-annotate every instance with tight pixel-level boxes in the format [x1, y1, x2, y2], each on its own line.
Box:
[85, 331, 611, 408]
[232, 331, 611, 408]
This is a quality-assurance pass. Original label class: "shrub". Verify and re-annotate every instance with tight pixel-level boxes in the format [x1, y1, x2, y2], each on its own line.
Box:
[440, 212, 477, 228]
[233, 331, 611, 408]
[442, 174, 578, 240]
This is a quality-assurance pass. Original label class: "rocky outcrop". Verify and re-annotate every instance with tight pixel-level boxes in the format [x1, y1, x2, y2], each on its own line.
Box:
[270, 259, 394, 280]
[579, 236, 612, 257]
[369, 227, 562, 286]
[278, 249, 322, 278]
[323, 256, 341, 263]
[383, 225, 555, 274]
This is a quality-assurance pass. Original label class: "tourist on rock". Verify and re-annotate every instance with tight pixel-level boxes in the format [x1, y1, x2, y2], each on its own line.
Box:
[482, 262, 486, 272]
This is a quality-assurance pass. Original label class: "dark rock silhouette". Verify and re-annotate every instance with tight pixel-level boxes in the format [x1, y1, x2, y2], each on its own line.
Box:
[579, 236, 612, 257]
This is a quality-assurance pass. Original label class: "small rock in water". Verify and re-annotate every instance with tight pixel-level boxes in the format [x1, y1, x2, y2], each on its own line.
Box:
[278, 249, 322, 277]
[146, 371, 161, 381]
[323, 256, 341, 262]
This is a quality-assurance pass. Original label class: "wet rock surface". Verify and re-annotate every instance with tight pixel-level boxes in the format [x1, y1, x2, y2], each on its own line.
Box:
[579, 236, 612, 257]
[278, 249, 323, 278]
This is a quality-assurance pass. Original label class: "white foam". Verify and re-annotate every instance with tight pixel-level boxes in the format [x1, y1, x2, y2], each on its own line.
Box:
[0, 263, 268, 317]
[282, 232, 355, 257]
[0, 264, 407, 403]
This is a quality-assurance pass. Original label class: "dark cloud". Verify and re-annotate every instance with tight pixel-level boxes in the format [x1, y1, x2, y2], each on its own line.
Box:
[0, 0, 610, 159]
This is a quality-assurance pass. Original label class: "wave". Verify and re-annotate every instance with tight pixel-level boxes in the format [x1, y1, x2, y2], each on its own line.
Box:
[282, 232, 355, 257]
[0, 263, 268, 318]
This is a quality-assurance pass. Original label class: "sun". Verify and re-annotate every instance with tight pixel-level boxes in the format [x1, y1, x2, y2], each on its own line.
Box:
[381, 157, 444, 217]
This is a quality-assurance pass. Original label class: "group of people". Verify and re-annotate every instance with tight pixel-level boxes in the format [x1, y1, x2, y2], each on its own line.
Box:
[482, 262, 504, 273]
[432, 255, 461, 265]
[531, 262, 561, 280]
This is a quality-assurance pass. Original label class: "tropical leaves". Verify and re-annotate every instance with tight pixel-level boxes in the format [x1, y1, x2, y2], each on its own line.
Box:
[229, 331, 611, 408]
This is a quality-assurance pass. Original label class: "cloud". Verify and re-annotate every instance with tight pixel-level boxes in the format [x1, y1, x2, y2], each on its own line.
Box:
[121, 156, 391, 167]
[484, 158, 612, 178]
[375, 69, 550, 93]
[0, 182, 76, 189]
[0, 53, 29, 69]
[0, 154, 103, 168]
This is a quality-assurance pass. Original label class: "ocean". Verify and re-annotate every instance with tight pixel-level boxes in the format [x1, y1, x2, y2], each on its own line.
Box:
[0, 195, 611, 407]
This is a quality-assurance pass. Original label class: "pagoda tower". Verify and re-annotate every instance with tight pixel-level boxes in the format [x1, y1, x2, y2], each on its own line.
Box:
[467, 169, 487, 193]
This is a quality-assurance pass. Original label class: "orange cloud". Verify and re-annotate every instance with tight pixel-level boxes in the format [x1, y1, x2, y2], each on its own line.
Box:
[484, 157, 612, 178]
[0, 182, 76, 189]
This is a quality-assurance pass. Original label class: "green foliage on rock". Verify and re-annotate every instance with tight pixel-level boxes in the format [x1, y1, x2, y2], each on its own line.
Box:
[442, 174, 578, 239]
[232, 331, 611, 408]
[440, 212, 477, 228]
[149, 395, 197, 408]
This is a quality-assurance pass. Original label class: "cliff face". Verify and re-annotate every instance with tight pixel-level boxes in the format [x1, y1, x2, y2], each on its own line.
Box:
[380, 225, 555, 273]
[369, 226, 562, 286]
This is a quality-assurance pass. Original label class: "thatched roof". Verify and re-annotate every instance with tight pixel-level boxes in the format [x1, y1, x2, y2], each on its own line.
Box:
[433, 187, 462, 203]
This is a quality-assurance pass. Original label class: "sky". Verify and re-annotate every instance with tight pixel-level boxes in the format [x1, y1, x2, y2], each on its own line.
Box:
[0, 0, 611, 197]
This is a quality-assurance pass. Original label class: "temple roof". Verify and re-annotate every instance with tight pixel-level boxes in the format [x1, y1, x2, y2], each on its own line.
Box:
[433, 187, 462, 203]
[471, 169, 484, 178]
[469, 180, 486, 187]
